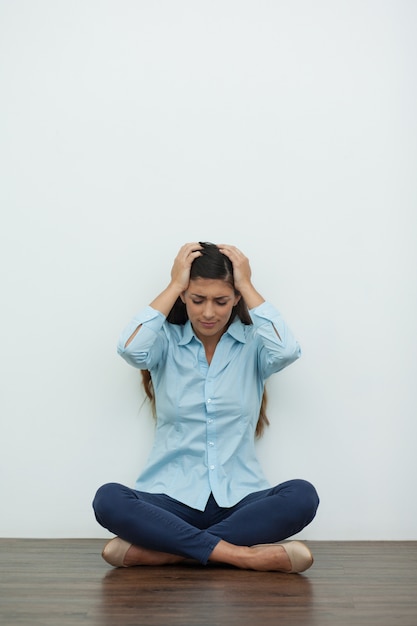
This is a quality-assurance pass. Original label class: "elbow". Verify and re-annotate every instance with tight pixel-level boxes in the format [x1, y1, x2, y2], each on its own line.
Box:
[289, 342, 302, 363]
[277, 341, 301, 368]
[116, 340, 128, 357]
[116, 343, 149, 368]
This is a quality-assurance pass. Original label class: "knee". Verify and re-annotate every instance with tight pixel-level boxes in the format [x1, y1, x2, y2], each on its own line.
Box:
[291, 479, 320, 520]
[92, 482, 125, 521]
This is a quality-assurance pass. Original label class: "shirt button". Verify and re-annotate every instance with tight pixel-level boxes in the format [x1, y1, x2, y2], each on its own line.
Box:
[207, 398, 211, 403]
[207, 418, 213, 424]
[208, 441, 214, 447]
[209, 465, 215, 470]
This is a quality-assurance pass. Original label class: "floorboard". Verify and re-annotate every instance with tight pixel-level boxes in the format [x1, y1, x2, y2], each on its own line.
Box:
[0, 540, 416, 626]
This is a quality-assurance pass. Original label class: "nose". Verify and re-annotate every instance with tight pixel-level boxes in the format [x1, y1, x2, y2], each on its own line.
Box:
[202, 301, 215, 319]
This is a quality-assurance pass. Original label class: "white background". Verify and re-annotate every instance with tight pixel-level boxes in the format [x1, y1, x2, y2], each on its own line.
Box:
[1, 0, 416, 540]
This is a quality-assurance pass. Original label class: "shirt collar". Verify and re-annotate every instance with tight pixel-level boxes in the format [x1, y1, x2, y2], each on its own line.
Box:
[178, 317, 246, 345]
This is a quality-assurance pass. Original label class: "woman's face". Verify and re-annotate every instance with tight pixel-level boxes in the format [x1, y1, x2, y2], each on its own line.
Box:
[181, 277, 241, 344]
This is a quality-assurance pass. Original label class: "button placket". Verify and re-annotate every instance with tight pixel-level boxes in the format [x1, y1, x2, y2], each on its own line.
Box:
[205, 379, 217, 475]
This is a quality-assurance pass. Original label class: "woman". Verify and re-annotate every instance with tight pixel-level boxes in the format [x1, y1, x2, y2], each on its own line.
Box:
[93, 242, 319, 572]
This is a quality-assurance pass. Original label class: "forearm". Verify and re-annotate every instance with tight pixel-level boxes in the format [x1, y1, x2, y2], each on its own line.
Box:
[149, 281, 183, 317]
[241, 283, 285, 341]
[237, 281, 265, 310]
[124, 282, 181, 347]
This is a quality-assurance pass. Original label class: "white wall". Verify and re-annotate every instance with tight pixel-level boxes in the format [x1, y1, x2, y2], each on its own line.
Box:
[1, 0, 416, 540]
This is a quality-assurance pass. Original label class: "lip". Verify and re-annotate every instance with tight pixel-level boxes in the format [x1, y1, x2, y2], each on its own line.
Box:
[200, 321, 217, 328]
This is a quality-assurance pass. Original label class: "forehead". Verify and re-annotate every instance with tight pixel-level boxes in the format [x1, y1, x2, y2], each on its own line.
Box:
[188, 278, 234, 297]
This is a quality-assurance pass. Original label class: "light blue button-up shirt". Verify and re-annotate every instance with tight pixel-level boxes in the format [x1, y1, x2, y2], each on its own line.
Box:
[117, 301, 301, 511]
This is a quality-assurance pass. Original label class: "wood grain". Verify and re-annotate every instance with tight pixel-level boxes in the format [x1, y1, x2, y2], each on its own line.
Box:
[0, 540, 416, 625]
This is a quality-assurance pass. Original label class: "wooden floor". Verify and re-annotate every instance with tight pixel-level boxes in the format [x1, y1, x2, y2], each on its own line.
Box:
[0, 540, 416, 626]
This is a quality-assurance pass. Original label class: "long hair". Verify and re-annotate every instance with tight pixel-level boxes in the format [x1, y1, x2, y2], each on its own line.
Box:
[141, 242, 269, 438]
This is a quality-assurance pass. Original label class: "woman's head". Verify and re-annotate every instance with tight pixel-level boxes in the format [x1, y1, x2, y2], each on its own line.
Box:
[189, 241, 234, 284]
[168, 242, 251, 326]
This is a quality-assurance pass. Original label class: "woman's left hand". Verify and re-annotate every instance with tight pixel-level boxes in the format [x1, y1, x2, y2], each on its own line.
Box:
[218, 244, 264, 309]
[217, 244, 253, 293]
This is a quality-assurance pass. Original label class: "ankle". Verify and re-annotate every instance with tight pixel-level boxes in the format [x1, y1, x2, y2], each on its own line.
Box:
[124, 544, 185, 566]
[209, 541, 253, 568]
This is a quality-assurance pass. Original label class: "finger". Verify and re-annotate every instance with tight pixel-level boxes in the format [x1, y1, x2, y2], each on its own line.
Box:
[177, 243, 203, 260]
[217, 244, 235, 254]
[218, 244, 241, 251]
[189, 243, 203, 254]
[180, 242, 202, 252]
[218, 245, 243, 259]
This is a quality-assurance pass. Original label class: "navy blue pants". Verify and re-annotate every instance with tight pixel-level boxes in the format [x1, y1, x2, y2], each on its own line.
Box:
[93, 479, 319, 565]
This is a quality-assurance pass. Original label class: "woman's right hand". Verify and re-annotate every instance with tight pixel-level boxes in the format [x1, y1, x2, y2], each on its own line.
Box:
[125, 243, 203, 344]
[170, 242, 203, 292]
[146, 243, 202, 319]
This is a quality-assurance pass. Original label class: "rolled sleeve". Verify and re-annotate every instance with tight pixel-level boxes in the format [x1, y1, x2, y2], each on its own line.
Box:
[249, 301, 284, 328]
[117, 306, 166, 368]
[249, 301, 301, 376]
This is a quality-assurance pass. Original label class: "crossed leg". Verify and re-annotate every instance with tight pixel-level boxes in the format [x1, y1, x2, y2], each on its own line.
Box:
[116, 538, 294, 571]
[94, 480, 319, 572]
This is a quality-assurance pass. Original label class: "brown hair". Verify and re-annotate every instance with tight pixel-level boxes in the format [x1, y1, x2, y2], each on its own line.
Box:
[141, 242, 269, 438]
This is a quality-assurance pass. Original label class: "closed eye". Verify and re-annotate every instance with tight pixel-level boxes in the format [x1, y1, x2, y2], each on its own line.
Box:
[191, 299, 228, 306]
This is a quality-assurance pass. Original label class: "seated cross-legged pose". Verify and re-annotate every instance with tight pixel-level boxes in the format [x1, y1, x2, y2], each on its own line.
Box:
[93, 242, 319, 573]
